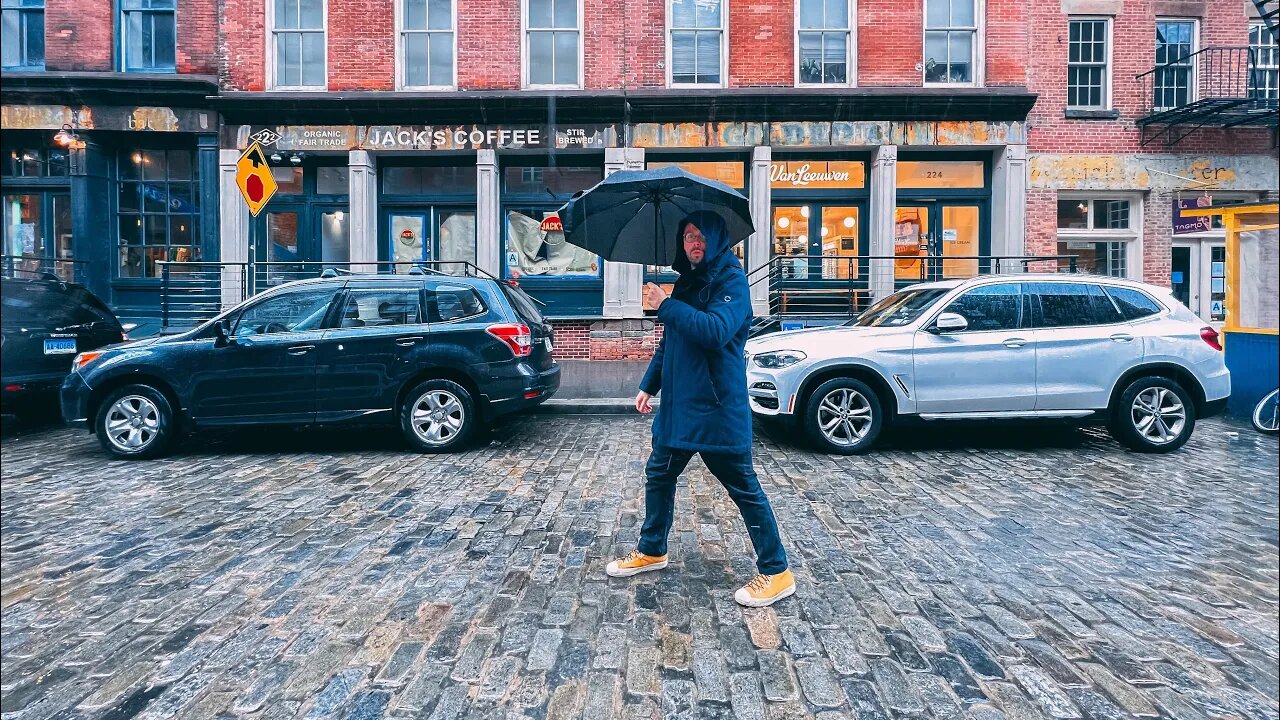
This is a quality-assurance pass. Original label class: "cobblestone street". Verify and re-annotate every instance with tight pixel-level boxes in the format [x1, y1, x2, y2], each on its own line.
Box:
[1, 414, 1277, 720]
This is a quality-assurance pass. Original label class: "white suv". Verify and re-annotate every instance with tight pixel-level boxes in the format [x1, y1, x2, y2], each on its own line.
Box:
[745, 275, 1230, 454]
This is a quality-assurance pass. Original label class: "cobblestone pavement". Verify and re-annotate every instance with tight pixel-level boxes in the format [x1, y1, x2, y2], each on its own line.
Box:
[1, 415, 1277, 720]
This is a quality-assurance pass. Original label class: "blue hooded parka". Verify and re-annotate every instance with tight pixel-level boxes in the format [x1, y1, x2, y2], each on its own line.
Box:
[639, 211, 754, 454]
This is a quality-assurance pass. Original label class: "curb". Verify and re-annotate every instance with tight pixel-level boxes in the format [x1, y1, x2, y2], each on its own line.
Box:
[532, 398, 657, 415]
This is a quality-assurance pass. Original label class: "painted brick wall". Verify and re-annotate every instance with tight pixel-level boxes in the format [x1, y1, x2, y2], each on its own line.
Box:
[179, 0, 220, 75]
[44, 0, 113, 72]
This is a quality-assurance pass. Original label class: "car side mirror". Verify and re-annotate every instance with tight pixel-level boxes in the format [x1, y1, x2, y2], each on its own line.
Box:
[214, 318, 235, 347]
[931, 312, 969, 334]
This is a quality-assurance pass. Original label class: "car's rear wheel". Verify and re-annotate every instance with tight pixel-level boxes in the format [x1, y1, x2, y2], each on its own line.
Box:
[400, 379, 477, 453]
[803, 377, 884, 454]
[95, 384, 177, 460]
[1110, 376, 1197, 453]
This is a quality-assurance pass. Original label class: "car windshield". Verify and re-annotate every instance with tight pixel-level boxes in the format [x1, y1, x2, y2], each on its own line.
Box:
[848, 288, 950, 327]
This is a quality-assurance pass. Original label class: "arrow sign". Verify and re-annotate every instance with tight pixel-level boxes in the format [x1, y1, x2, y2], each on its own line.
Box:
[235, 142, 278, 217]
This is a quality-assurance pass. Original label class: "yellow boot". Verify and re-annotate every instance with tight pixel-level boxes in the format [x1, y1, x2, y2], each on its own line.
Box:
[606, 550, 669, 578]
[734, 569, 796, 607]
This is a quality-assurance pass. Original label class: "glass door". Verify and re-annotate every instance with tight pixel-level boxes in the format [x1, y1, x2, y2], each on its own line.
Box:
[256, 204, 306, 289]
[3, 191, 72, 278]
[770, 203, 867, 313]
[894, 202, 984, 284]
[388, 207, 477, 275]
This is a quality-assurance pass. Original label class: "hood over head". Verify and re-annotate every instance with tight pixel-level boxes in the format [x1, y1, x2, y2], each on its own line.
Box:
[672, 211, 741, 277]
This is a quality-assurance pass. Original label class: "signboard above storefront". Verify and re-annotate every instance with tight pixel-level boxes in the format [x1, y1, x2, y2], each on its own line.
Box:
[1173, 196, 1215, 235]
[226, 124, 620, 152]
[1, 104, 213, 132]
[769, 161, 865, 189]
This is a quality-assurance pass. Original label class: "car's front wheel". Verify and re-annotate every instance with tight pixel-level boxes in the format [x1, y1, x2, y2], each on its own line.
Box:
[1110, 376, 1197, 453]
[94, 384, 177, 460]
[803, 377, 884, 454]
[400, 379, 477, 453]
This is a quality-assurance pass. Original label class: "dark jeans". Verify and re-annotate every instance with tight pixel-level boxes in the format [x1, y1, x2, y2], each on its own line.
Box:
[637, 445, 789, 575]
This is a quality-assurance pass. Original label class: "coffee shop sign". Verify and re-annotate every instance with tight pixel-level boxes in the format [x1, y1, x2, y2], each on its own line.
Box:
[365, 127, 544, 149]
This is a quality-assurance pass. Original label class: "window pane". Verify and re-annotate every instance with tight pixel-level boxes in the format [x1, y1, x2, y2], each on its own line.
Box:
[1098, 200, 1130, 229]
[553, 31, 577, 84]
[505, 209, 598, 278]
[798, 0, 821, 29]
[383, 165, 475, 194]
[300, 0, 322, 28]
[235, 289, 337, 336]
[1, 11, 18, 67]
[170, 215, 193, 247]
[276, 0, 297, 29]
[503, 166, 602, 194]
[152, 12, 176, 68]
[528, 31, 552, 84]
[428, 32, 452, 85]
[671, 0, 695, 27]
[944, 284, 1022, 332]
[1104, 286, 1162, 320]
[897, 160, 985, 189]
[120, 183, 140, 213]
[553, 0, 575, 28]
[823, 32, 846, 83]
[1031, 282, 1120, 327]
[404, 0, 426, 29]
[824, 0, 848, 29]
[273, 167, 304, 194]
[427, 0, 450, 29]
[125, 11, 143, 68]
[277, 33, 300, 86]
[316, 166, 348, 195]
[23, 10, 42, 66]
[321, 210, 350, 263]
[1057, 199, 1089, 229]
[144, 215, 167, 245]
[925, 31, 948, 82]
[166, 150, 191, 181]
[671, 31, 696, 82]
[142, 150, 166, 181]
[301, 32, 324, 87]
[405, 32, 428, 85]
[696, 0, 720, 28]
[647, 160, 744, 188]
[528, 0, 552, 28]
[430, 286, 486, 322]
[341, 289, 422, 327]
[947, 31, 972, 82]
[696, 30, 720, 84]
[925, 0, 947, 29]
[950, 0, 973, 26]
[799, 32, 822, 82]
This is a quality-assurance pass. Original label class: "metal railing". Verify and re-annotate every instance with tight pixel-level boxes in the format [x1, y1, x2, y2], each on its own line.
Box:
[1136, 46, 1278, 118]
[1, 255, 89, 284]
[158, 260, 496, 330]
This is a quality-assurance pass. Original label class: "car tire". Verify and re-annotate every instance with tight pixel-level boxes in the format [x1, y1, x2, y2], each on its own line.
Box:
[94, 384, 177, 460]
[1109, 376, 1197, 453]
[400, 379, 477, 453]
[803, 377, 884, 454]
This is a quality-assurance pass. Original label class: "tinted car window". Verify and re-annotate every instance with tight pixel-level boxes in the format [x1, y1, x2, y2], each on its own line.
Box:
[501, 283, 544, 325]
[235, 288, 337, 337]
[339, 288, 422, 328]
[1029, 282, 1123, 327]
[1, 282, 116, 327]
[429, 285, 486, 322]
[941, 283, 1023, 332]
[1104, 286, 1162, 320]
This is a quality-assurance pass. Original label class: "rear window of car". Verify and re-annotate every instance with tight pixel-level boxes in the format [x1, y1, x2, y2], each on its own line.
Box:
[1028, 282, 1123, 327]
[1, 282, 116, 327]
[500, 283, 544, 325]
[1103, 286, 1163, 321]
[428, 285, 487, 322]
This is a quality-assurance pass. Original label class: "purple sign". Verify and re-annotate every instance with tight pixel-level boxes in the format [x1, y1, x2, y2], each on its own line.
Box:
[1173, 197, 1213, 235]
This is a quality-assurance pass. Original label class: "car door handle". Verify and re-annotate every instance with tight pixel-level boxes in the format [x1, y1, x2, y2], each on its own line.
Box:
[395, 336, 424, 347]
[1109, 333, 1135, 343]
[1003, 338, 1029, 348]
[286, 344, 315, 355]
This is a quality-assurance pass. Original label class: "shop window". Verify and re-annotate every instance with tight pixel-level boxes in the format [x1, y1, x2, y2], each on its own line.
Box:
[1248, 22, 1278, 102]
[646, 160, 744, 189]
[669, 0, 723, 85]
[1055, 196, 1137, 278]
[504, 166, 602, 194]
[1, 0, 44, 70]
[272, 0, 326, 89]
[797, 0, 852, 85]
[315, 167, 349, 195]
[1154, 20, 1196, 110]
[117, 149, 200, 278]
[505, 208, 598, 278]
[401, 0, 454, 88]
[382, 165, 476, 195]
[924, 0, 976, 84]
[896, 160, 984, 189]
[272, 167, 306, 194]
[122, 0, 176, 72]
[3, 146, 69, 177]
[1067, 18, 1110, 109]
[526, 0, 580, 87]
[769, 160, 864, 190]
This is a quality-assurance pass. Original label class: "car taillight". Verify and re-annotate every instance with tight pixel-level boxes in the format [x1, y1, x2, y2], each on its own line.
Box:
[487, 323, 532, 357]
[1200, 326, 1222, 351]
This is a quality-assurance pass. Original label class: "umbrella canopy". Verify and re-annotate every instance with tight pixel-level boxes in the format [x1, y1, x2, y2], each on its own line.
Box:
[557, 165, 754, 266]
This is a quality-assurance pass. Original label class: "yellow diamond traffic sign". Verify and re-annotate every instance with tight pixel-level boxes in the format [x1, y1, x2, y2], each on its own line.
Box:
[235, 142, 277, 217]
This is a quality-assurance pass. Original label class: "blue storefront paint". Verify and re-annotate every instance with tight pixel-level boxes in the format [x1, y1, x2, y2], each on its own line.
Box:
[1225, 331, 1280, 418]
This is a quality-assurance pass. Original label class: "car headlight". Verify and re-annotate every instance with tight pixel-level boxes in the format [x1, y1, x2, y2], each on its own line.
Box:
[753, 350, 807, 369]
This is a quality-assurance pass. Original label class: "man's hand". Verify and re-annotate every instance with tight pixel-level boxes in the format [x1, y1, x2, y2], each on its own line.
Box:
[635, 391, 654, 414]
[644, 282, 669, 310]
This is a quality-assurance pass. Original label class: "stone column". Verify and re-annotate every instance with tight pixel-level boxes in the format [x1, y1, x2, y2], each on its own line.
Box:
[991, 144, 1028, 272]
[603, 146, 645, 317]
[475, 149, 500, 277]
[219, 149, 250, 309]
[748, 145, 772, 316]
[348, 150, 378, 270]
[869, 145, 898, 302]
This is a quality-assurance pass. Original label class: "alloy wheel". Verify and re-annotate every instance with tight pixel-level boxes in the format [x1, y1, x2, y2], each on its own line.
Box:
[1130, 387, 1186, 445]
[104, 395, 161, 453]
[411, 390, 466, 446]
[816, 387, 873, 447]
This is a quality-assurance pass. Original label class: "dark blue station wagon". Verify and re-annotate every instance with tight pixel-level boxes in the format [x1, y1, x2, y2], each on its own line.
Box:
[61, 274, 560, 459]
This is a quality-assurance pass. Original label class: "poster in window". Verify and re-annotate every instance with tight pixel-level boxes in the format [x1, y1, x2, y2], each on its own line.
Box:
[391, 214, 426, 271]
[506, 210, 598, 277]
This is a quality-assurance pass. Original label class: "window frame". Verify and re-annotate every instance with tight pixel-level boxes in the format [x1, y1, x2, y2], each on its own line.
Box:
[396, 0, 457, 90]
[267, 0, 328, 91]
[119, 0, 177, 73]
[667, 0, 728, 88]
[425, 282, 488, 324]
[115, 148, 202, 281]
[922, 0, 984, 87]
[794, 0, 856, 87]
[1066, 16, 1112, 110]
[1248, 21, 1278, 102]
[1153, 17, 1199, 110]
[521, 0, 584, 89]
[1055, 193, 1142, 281]
[1, 0, 45, 70]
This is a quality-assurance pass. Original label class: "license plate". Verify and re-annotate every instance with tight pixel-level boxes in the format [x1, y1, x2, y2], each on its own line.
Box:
[544, 337, 553, 352]
[43, 338, 77, 355]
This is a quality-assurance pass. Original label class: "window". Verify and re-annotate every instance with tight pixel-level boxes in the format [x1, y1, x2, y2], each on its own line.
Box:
[797, 0, 851, 85]
[525, 0, 579, 87]
[315, 167, 348, 195]
[122, 0, 175, 72]
[3, 146, 68, 177]
[401, 0, 454, 88]
[503, 166, 602, 194]
[1029, 282, 1123, 328]
[339, 288, 422, 328]
[897, 160, 985, 189]
[924, 0, 976, 84]
[1, 0, 44, 69]
[670, 0, 724, 85]
[505, 209, 598, 278]
[272, 0, 325, 89]
[1155, 20, 1195, 109]
[235, 288, 336, 337]
[117, 149, 200, 278]
[1103, 286, 1162, 321]
[941, 283, 1022, 332]
[1056, 197, 1137, 278]
[428, 284, 486, 322]
[1067, 18, 1109, 108]
[852, 288, 949, 327]
[1249, 22, 1278, 102]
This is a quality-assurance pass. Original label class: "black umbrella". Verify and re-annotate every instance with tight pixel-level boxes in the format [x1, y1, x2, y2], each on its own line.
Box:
[557, 165, 754, 266]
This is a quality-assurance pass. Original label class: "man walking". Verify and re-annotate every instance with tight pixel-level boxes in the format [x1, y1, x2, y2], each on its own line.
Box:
[605, 211, 794, 608]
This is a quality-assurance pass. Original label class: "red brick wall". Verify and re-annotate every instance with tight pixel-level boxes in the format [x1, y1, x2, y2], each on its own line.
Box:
[729, 0, 792, 86]
[179, 0, 220, 75]
[550, 320, 663, 360]
[986, 0, 1028, 85]
[329, 0, 395, 90]
[221, 0, 267, 90]
[458, 0, 521, 89]
[857, 0, 923, 86]
[44, 0, 113, 72]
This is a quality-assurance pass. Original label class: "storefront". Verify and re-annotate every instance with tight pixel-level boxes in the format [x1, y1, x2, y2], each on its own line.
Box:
[893, 153, 990, 287]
